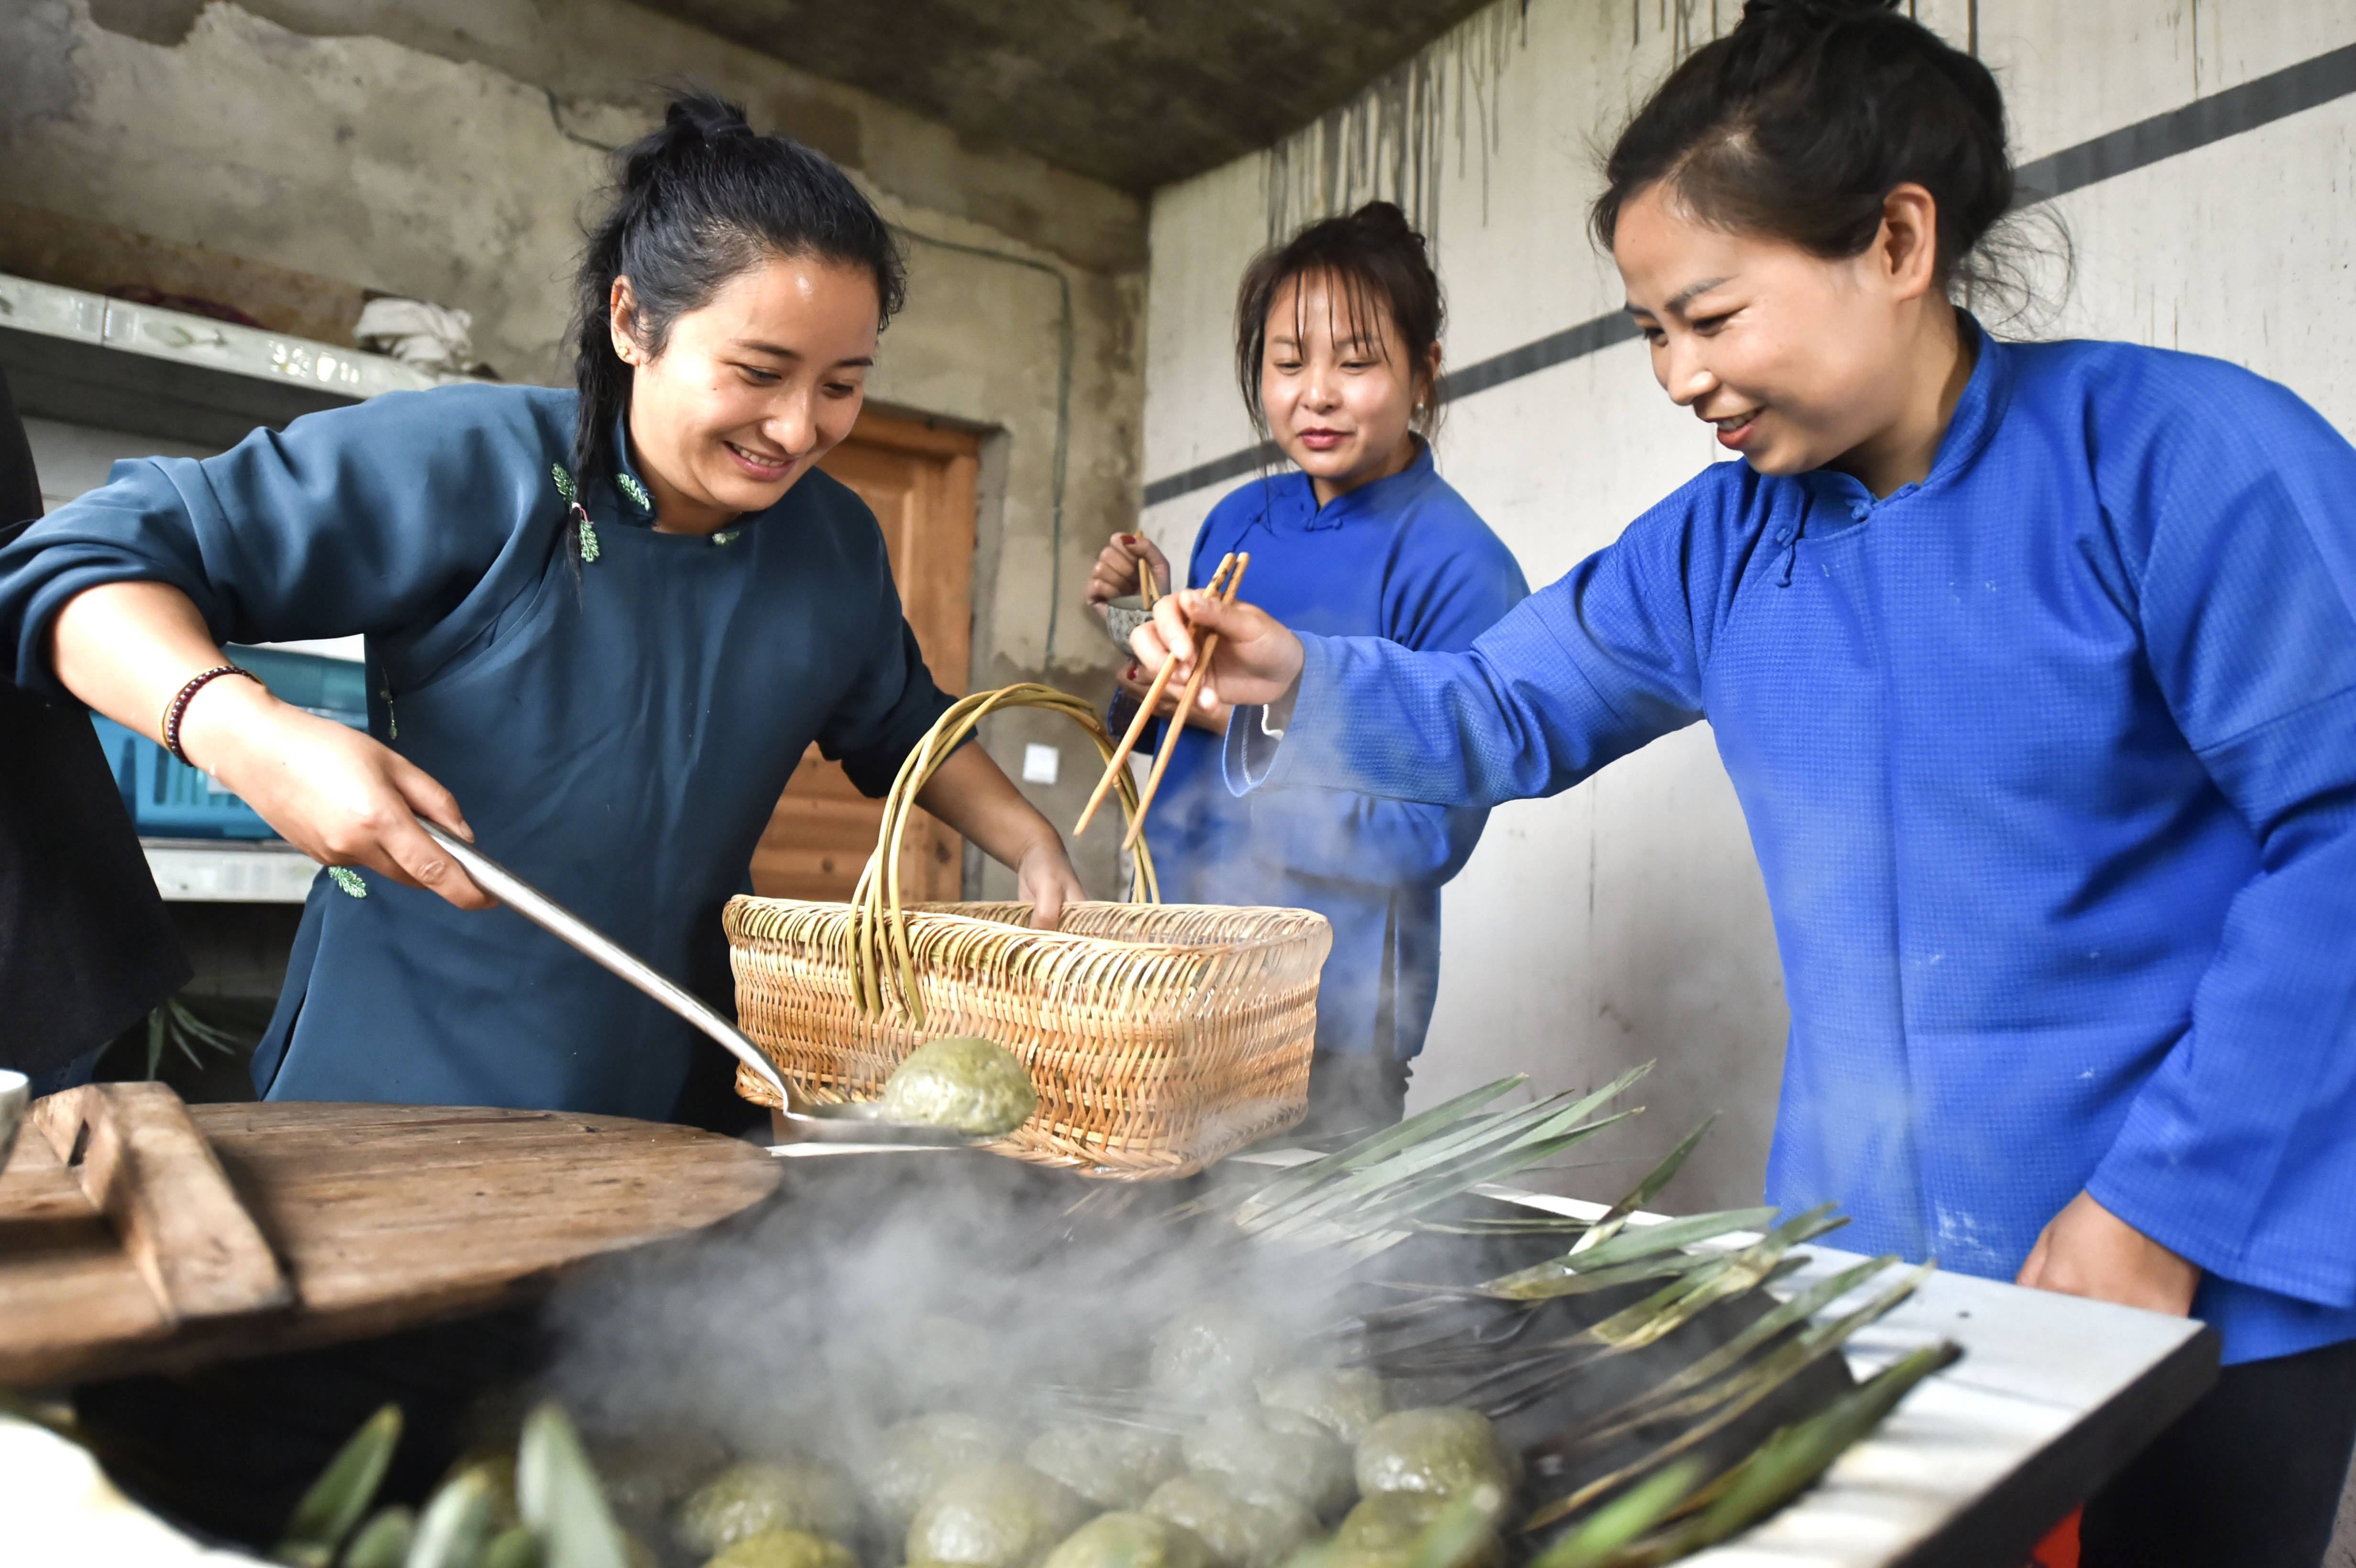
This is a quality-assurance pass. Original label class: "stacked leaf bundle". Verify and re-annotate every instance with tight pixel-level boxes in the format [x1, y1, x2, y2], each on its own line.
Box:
[273, 1067, 1957, 1568]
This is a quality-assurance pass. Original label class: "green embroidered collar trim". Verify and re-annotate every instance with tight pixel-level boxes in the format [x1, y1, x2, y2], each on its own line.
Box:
[618, 472, 653, 512]
[551, 465, 599, 562]
[327, 866, 368, 898]
[712, 529, 741, 546]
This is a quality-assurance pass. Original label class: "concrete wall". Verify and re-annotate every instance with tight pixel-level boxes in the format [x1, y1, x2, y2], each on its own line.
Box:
[0, 0, 1148, 897]
[1138, 0, 2356, 1215]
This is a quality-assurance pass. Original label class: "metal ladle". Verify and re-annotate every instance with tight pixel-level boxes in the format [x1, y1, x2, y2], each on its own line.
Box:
[413, 817, 981, 1146]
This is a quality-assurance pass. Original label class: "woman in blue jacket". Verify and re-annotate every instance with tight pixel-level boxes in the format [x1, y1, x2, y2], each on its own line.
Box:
[1090, 203, 1526, 1136]
[1134, 4, 2356, 1563]
[0, 94, 1084, 1126]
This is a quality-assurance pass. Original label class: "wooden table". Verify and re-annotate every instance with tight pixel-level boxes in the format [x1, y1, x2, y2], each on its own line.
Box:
[0, 1094, 780, 1385]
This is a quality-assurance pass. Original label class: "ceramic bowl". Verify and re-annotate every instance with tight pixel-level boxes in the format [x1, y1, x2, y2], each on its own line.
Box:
[0, 1069, 27, 1175]
[1101, 594, 1153, 654]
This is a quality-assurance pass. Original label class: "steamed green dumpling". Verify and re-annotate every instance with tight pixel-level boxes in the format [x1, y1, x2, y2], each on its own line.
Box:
[1335, 1492, 1445, 1552]
[706, 1529, 864, 1568]
[1142, 1475, 1315, 1568]
[1026, 1423, 1184, 1509]
[1148, 1303, 1271, 1409]
[1331, 1494, 1503, 1568]
[905, 1463, 1091, 1568]
[1255, 1368, 1388, 1445]
[596, 1432, 731, 1528]
[1180, 1412, 1352, 1519]
[880, 1037, 1038, 1135]
[868, 1416, 1021, 1537]
[1040, 1512, 1217, 1568]
[676, 1461, 865, 1556]
[1351, 1410, 1517, 1506]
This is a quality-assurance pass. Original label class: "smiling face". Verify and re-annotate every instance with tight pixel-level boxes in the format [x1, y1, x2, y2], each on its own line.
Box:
[613, 253, 880, 534]
[1614, 180, 1952, 485]
[1260, 271, 1438, 506]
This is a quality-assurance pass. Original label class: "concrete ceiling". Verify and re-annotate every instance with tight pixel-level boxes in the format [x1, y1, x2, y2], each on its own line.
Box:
[635, 0, 1499, 193]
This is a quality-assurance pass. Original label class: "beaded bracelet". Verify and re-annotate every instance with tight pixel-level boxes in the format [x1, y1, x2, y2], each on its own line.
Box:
[161, 664, 263, 767]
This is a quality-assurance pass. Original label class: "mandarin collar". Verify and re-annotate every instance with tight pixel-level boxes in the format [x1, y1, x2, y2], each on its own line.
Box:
[609, 411, 657, 524]
[609, 412, 770, 545]
[1244, 440, 1439, 536]
[1798, 314, 2012, 516]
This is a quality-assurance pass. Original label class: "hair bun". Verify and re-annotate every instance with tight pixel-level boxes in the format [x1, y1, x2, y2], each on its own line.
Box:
[621, 90, 753, 193]
[1738, 0, 1898, 26]
[663, 91, 754, 145]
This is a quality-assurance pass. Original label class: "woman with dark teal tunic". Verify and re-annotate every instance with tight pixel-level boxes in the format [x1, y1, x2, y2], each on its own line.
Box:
[0, 95, 1084, 1124]
[1134, 6, 2356, 1565]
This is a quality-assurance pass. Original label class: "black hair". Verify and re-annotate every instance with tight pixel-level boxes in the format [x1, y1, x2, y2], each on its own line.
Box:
[1592, 0, 2015, 302]
[567, 90, 906, 512]
[1234, 201, 1446, 442]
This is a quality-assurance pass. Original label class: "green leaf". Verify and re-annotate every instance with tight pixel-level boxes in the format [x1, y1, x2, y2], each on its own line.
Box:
[1580, 1206, 1847, 1351]
[1521, 1259, 1935, 1531]
[1545, 1342, 1963, 1567]
[1250, 1069, 1653, 1248]
[516, 1403, 631, 1568]
[1235, 1078, 1532, 1229]
[482, 1527, 545, 1568]
[272, 1404, 402, 1567]
[339, 1508, 414, 1568]
[1483, 1208, 1779, 1298]
[1561, 1255, 1903, 1447]
[1524, 1461, 1703, 1568]
[408, 1468, 498, 1568]
[1691, 1342, 1961, 1538]
[1568, 1115, 1719, 1258]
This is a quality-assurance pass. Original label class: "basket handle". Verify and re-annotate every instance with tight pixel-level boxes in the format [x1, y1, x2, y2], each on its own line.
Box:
[849, 683, 1159, 1024]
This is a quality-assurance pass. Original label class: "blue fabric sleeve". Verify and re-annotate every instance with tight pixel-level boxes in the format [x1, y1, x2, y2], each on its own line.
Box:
[0, 386, 550, 699]
[2086, 364, 2356, 1310]
[1244, 512, 1527, 884]
[1250, 476, 1722, 806]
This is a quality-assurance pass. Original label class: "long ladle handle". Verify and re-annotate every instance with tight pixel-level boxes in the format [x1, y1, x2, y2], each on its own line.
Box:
[413, 816, 792, 1104]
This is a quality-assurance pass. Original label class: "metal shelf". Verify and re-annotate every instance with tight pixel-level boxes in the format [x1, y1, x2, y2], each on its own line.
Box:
[141, 838, 319, 904]
[0, 272, 458, 448]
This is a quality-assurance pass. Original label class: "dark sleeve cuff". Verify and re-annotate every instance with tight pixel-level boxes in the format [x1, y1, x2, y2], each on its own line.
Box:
[837, 683, 961, 798]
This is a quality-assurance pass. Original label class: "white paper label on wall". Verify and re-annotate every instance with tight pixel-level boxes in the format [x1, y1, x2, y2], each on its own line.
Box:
[1021, 743, 1060, 785]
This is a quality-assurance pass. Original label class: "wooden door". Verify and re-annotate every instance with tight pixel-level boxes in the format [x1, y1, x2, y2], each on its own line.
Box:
[750, 409, 980, 903]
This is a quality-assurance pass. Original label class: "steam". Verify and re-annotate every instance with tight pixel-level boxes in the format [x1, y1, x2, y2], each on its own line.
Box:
[538, 1155, 1343, 1475]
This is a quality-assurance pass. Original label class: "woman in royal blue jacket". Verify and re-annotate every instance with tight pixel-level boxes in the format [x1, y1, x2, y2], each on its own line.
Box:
[1134, 4, 2356, 1564]
[1089, 204, 1526, 1137]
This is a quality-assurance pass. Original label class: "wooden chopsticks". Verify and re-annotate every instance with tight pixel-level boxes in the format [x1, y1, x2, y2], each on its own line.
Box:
[1073, 551, 1247, 841]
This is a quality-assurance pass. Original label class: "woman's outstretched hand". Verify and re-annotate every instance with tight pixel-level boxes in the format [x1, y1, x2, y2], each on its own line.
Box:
[180, 675, 497, 910]
[172, 673, 497, 904]
[1130, 588, 1306, 712]
[49, 580, 493, 910]
[2016, 1190, 2199, 1316]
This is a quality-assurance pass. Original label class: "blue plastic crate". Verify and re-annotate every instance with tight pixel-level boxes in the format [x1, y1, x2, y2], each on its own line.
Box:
[95, 645, 369, 840]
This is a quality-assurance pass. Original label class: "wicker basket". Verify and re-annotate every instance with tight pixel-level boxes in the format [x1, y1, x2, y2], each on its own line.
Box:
[725, 685, 1332, 1178]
